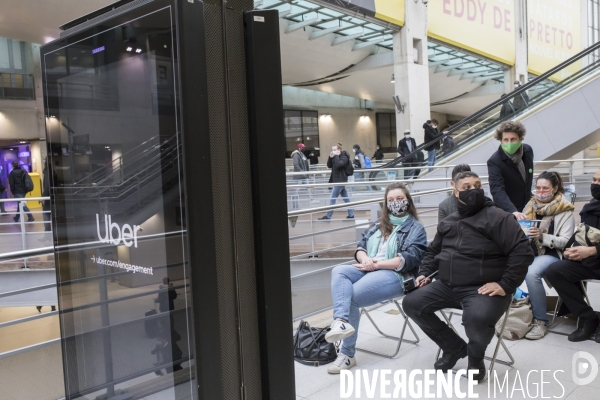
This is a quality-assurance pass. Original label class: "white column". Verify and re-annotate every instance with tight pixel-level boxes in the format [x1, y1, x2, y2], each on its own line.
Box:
[393, 0, 430, 147]
[505, 0, 528, 92]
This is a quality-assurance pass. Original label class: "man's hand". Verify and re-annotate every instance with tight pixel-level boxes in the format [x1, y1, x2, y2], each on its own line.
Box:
[527, 227, 543, 239]
[564, 246, 596, 261]
[478, 282, 506, 297]
[513, 212, 527, 220]
[415, 275, 431, 288]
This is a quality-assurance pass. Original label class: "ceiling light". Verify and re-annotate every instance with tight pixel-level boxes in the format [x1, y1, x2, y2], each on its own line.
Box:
[126, 47, 133, 52]
[391, 74, 395, 83]
[135, 48, 142, 53]
[164, 45, 167, 48]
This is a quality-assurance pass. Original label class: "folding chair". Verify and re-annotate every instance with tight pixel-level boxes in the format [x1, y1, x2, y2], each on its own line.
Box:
[433, 297, 515, 375]
[549, 279, 597, 336]
[355, 297, 420, 358]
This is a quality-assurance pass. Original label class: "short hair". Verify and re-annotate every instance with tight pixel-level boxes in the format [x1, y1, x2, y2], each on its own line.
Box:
[495, 120, 526, 141]
[11, 161, 18, 168]
[431, 119, 439, 125]
[451, 164, 471, 181]
[353, 144, 360, 150]
[454, 171, 480, 185]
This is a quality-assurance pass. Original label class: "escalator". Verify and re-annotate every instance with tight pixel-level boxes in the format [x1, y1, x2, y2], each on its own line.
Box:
[368, 41, 600, 189]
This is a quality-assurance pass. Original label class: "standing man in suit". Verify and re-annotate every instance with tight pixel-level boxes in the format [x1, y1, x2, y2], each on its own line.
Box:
[487, 121, 534, 220]
[398, 129, 418, 179]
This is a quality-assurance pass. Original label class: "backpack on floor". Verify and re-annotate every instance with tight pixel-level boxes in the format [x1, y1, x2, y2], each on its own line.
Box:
[293, 320, 338, 366]
[495, 296, 533, 340]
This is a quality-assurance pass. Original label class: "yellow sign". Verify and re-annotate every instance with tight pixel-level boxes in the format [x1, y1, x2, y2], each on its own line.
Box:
[374, 0, 405, 27]
[527, 0, 581, 80]
[428, 0, 516, 65]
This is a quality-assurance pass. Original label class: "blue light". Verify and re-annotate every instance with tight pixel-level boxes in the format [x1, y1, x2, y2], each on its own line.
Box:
[92, 46, 105, 54]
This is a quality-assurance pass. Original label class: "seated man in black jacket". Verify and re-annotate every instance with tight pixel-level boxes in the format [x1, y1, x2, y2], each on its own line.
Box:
[403, 171, 533, 382]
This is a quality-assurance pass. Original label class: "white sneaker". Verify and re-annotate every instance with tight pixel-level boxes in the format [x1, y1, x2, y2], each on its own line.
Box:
[327, 353, 356, 374]
[325, 319, 356, 343]
[525, 319, 548, 340]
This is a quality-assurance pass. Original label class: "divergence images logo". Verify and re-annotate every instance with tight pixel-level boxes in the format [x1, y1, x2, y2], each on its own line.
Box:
[96, 214, 141, 248]
[572, 351, 599, 386]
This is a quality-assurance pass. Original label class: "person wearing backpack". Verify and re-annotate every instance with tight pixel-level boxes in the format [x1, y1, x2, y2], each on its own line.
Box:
[0, 178, 6, 215]
[8, 161, 34, 223]
[318, 144, 354, 220]
[351, 144, 372, 192]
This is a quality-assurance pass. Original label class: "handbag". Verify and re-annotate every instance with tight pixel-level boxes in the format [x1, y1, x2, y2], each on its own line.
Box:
[293, 320, 338, 366]
[495, 296, 533, 340]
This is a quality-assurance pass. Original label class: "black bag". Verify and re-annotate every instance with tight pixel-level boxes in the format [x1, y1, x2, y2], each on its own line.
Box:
[145, 310, 158, 338]
[293, 320, 338, 366]
[21, 172, 34, 193]
[345, 158, 354, 176]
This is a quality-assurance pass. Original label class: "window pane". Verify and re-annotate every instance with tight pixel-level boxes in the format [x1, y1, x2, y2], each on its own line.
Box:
[301, 111, 319, 150]
[0, 38, 10, 69]
[11, 40, 22, 70]
[376, 113, 394, 150]
[284, 110, 302, 155]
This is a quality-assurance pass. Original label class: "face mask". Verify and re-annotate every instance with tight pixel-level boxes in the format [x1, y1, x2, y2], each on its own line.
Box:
[376, 147, 380, 150]
[514, 84, 519, 88]
[433, 125, 437, 129]
[352, 149, 356, 153]
[332, 150, 340, 156]
[591, 184, 600, 200]
[457, 188, 486, 216]
[387, 199, 409, 216]
[501, 141, 522, 155]
[535, 190, 554, 203]
[405, 135, 411, 139]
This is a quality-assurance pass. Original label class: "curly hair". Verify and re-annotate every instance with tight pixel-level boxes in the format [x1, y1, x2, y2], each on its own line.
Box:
[494, 120, 526, 141]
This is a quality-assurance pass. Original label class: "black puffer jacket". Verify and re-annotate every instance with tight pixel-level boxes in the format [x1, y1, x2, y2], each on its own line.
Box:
[419, 199, 533, 295]
[327, 150, 350, 183]
[8, 166, 27, 195]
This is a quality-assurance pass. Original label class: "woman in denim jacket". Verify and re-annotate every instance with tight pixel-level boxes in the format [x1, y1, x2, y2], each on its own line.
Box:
[324, 182, 428, 374]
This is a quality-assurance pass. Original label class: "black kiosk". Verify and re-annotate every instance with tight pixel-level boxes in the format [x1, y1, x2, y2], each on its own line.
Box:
[41, 1, 294, 399]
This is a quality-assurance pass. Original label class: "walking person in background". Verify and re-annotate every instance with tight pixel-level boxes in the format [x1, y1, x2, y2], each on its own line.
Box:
[8, 161, 34, 223]
[398, 129, 418, 179]
[423, 119, 441, 172]
[438, 164, 471, 221]
[512, 80, 530, 112]
[373, 144, 384, 164]
[487, 121, 534, 220]
[290, 143, 311, 210]
[319, 144, 354, 220]
[499, 93, 515, 119]
[0, 178, 6, 215]
[440, 130, 455, 156]
[522, 171, 575, 340]
[351, 144, 371, 192]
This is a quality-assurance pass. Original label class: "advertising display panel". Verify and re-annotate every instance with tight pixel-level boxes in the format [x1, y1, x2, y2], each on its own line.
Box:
[528, 0, 582, 80]
[42, 1, 197, 398]
[428, 0, 516, 65]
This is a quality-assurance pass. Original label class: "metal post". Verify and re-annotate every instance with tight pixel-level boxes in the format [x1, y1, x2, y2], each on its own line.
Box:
[569, 160, 574, 185]
[97, 249, 115, 397]
[19, 201, 28, 269]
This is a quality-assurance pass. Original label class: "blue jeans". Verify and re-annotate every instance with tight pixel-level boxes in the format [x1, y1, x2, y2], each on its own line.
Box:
[14, 193, 33, 221]
[325, 186, 354, 219]
[331, 265, 404, 357]
[525, 255, 559, 324]
[352, 172, 372, 192]
[427, 150, 436, 172]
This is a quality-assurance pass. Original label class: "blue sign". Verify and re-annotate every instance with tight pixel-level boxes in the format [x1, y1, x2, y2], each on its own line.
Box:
[92, 46, 105, 54]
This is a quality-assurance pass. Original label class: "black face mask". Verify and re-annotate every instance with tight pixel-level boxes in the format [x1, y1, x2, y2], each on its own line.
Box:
[591, 184, 600, 200]
[457, 188, 486, 216]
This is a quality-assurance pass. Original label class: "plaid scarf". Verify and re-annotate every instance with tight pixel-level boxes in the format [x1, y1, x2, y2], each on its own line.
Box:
[523, 193, 574, 256]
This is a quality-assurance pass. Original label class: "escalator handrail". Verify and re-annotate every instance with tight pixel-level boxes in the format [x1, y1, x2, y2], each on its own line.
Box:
[380, 40, 600, 169]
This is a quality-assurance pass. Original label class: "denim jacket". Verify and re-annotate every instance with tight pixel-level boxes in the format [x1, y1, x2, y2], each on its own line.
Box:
[354, 216, 428, 281]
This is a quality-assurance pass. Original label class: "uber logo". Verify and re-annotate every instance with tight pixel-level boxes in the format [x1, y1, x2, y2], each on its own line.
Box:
[96, 214, 141, 248]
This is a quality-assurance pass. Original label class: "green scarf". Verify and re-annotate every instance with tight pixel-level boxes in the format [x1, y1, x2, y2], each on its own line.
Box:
[366, 214, 409, 260]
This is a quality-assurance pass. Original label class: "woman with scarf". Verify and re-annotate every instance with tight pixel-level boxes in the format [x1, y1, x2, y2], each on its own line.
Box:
[487, 121, 534, 220]
[546, 169, 600, 342]
[522, 171, 575, 340]
[324, 182, 427, 374]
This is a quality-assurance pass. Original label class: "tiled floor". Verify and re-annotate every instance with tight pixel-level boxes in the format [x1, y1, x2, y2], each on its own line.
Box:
[294, 282, 600, 400]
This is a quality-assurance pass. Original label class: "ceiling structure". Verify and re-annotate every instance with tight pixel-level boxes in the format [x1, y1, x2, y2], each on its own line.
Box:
[0, 0, 512, 118]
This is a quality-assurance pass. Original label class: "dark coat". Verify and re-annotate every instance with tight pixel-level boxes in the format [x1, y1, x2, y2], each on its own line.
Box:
[373, 148, 384, 161]
[487, 143, 534, 213]
[513, 91, 530, 111]
[0, 179, 5, 193]
[423, 123, 440, 151]
[327, 150, 350, 183]
[157, 283, 178, 312]
[499, 100, 515, 119]
[8, 166, 27, 195]
[291, 150, 309, 180]
[397, 138, 418, 162]
[419, 199, 534, 295]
